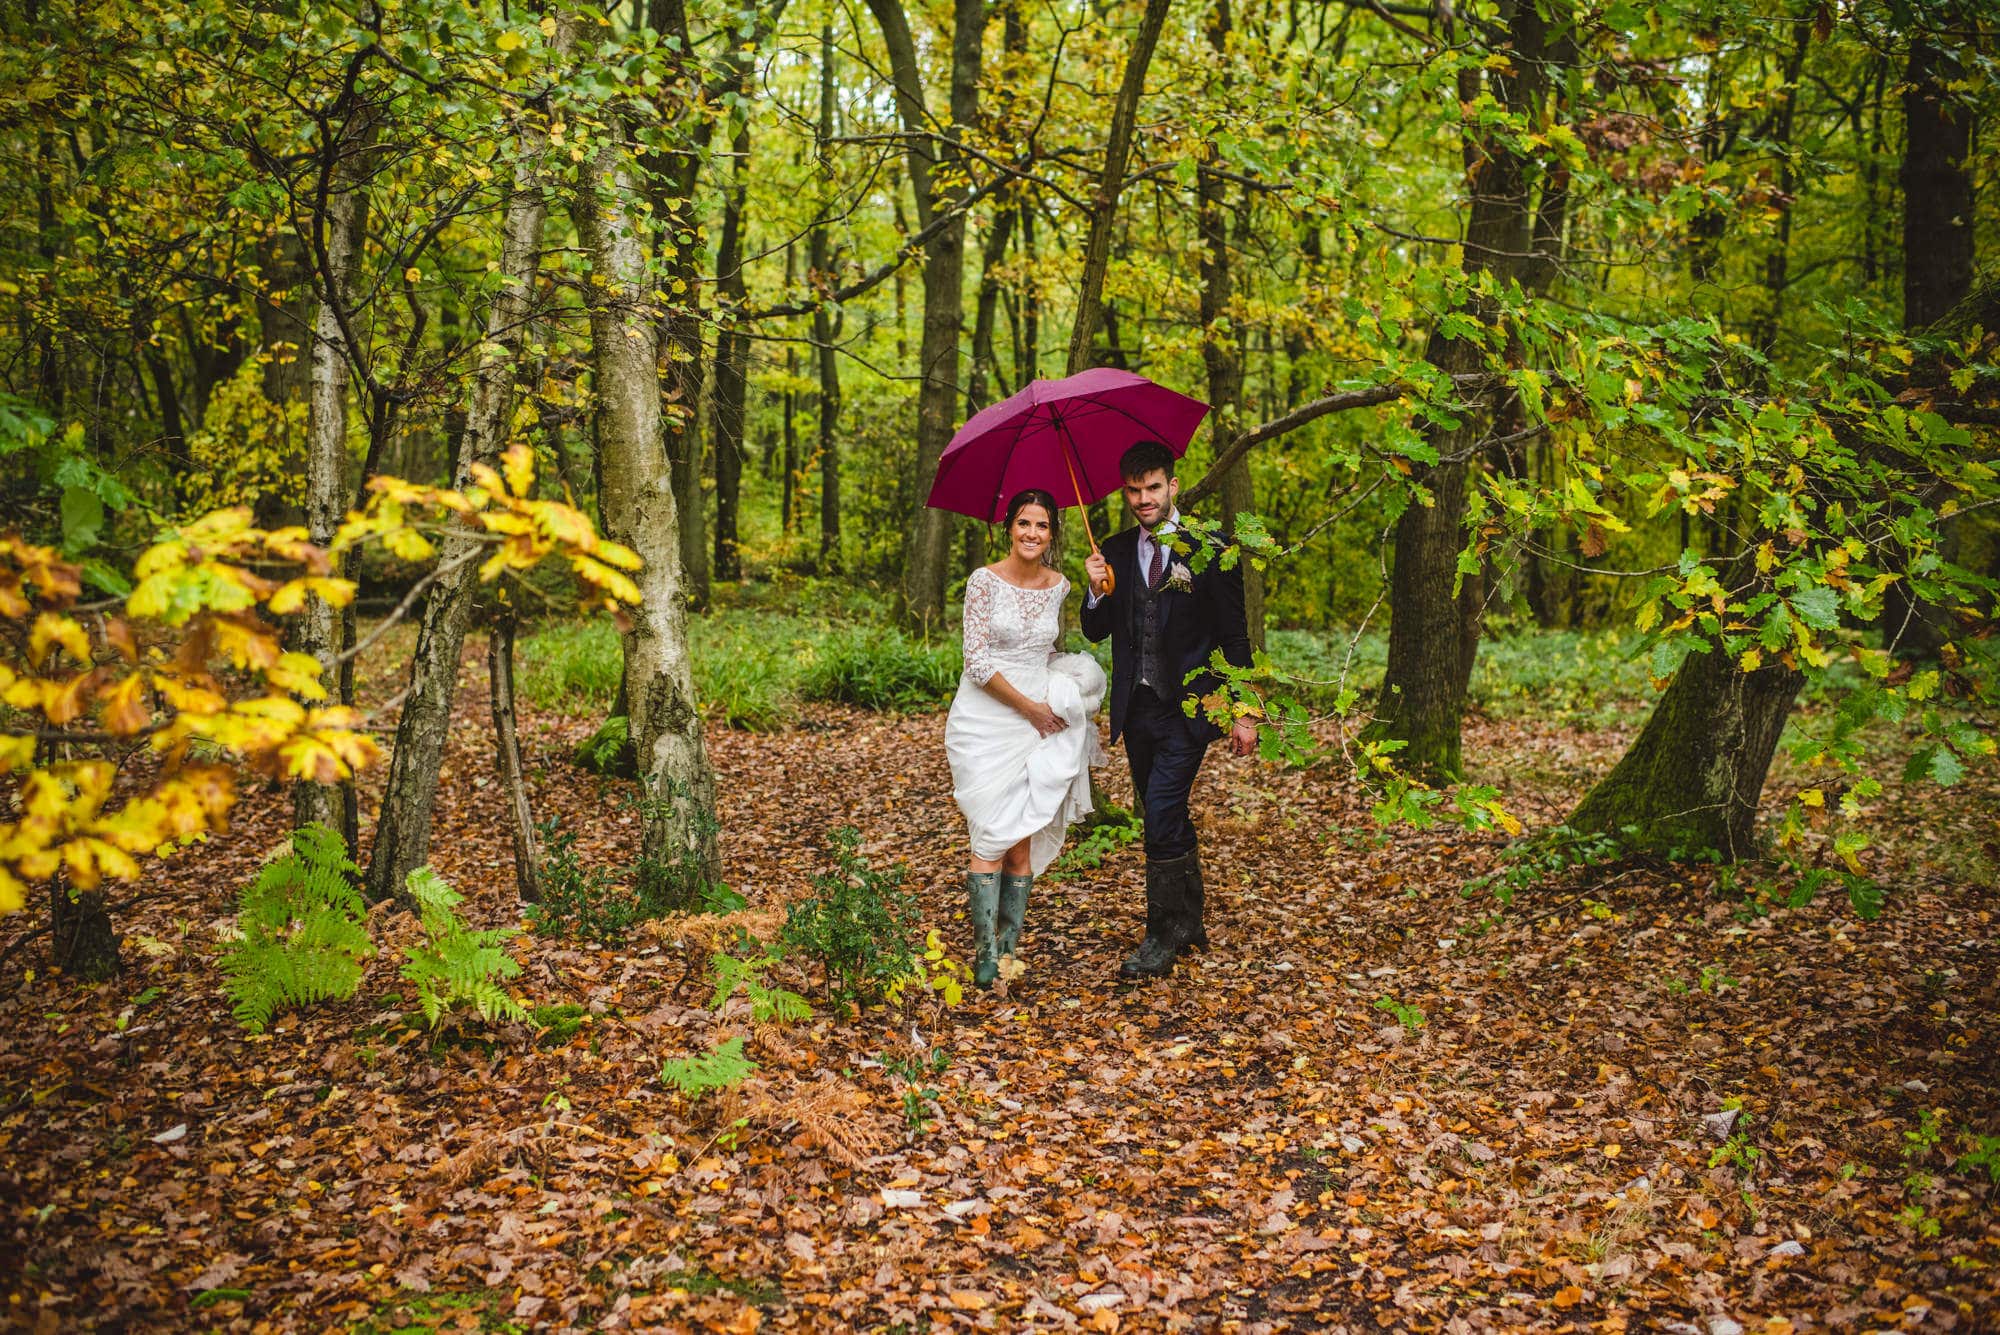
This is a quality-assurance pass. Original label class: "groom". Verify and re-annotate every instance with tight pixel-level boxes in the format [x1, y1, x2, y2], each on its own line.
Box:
[1082, 440, 1256, 980]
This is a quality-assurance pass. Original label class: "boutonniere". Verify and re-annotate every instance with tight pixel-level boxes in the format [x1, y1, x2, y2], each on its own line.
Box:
[1164, 561, 1195, 593]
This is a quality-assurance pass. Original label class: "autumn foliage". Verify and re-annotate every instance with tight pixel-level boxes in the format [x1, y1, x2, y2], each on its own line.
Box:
[0, 446, 637, 916]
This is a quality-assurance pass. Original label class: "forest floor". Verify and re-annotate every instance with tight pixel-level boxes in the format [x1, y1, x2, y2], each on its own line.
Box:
[3, 628, 1997, 1334]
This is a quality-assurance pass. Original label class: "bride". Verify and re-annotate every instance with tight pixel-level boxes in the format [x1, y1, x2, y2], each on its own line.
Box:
[945, 489, 1108, 988]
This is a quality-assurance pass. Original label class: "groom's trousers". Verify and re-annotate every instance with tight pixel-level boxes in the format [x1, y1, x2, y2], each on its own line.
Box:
[1123, 685, 1207, 860]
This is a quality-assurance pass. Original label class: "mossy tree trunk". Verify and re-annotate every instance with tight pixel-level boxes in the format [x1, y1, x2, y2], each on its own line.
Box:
[1569, 634, 1803, 861]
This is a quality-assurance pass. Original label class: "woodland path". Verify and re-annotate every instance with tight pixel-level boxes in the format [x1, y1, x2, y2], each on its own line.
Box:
[3, 638, 1996, 1332]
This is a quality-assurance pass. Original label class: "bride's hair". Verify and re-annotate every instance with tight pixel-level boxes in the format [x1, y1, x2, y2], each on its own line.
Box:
[1003, 488, 1061, 567]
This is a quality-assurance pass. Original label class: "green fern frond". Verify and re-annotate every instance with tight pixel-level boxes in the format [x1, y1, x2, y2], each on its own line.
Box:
[748, 980, 812, 1024]
[221, 824, 373, 1033]
[659, 1035, 757, 1100]
[397, 866, 525, 1030]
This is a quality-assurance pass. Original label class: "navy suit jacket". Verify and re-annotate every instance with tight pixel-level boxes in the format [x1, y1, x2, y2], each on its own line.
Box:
[1080, 523, 1254, 745]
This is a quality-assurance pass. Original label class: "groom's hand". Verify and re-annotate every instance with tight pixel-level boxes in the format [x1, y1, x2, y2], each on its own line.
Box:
[1230, 718, 1258, 757]
[1085, 551, 1111, 597]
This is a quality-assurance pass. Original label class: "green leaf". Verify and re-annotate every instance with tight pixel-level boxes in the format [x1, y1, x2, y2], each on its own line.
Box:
[60, 485, 104, 553]
[1786, 586, 1841, 631]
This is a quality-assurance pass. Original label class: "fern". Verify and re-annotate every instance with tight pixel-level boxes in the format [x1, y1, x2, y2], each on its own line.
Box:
[398, 866, 526, 1028]
[221, 824, 374, 1032]
[708, 949, 812, 1024]
[660, 1035, 757, 1101]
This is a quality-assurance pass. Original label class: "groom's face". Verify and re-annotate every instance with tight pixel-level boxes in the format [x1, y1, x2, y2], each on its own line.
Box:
[1121, 469, 1178, 530]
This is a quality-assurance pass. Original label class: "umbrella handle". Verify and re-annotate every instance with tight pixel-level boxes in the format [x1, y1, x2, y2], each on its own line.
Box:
[1057, 427, 1113, 595]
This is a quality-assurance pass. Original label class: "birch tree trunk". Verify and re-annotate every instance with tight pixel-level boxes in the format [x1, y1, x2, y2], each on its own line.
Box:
[575, 120, 721, 886]
[294, 109, 371, 841]
[364, 67, 564, 902]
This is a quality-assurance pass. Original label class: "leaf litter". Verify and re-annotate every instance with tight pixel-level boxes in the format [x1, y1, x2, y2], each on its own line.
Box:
[1, 634, 1996, 1332]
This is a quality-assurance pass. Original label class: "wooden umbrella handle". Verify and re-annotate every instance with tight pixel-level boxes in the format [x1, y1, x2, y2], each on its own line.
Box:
[1057, 426, 1113, 594]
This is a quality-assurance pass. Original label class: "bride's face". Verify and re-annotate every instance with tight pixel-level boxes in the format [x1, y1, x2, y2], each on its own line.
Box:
[1009, 504, 1052, 563]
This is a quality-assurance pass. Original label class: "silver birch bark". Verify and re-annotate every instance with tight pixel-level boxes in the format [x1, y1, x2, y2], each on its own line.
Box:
[575, 118, 720, 883]
[363, 59, 567, 902]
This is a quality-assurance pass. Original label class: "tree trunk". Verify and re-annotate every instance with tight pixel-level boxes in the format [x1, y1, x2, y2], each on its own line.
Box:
[1751, 18, 1812, 357]
[1569, 642, 1804, 860]
[712, 106, 752, 584]
[870, 0, 986, 631]
[966, 208, 1017, 414]
[363, 70, 563, 904]
[1899, 37, 1972, 327]
[1882, 26, 1975, 657]
[293, 107, 372, 842]
[489, 607, 543, 903]
[812, 24, 843, 573]
[1065, 0, 1173, 375]
[648, 0, 712, 612]
[575, 119, 721, 887]
[1368, 0, 1550, 781]
[50, 878, 118, 982]
[1199, 0, 1262, 649]
[781, 244, 799, 535]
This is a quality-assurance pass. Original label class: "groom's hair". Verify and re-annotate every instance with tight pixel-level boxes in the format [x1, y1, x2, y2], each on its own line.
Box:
[1118, 440, 1176, 480]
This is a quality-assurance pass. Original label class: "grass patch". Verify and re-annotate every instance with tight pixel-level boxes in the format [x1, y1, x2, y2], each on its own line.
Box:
[520, 610, 961, 728]
[521, 608, 1758, 735]
[798, 625, 960, 711]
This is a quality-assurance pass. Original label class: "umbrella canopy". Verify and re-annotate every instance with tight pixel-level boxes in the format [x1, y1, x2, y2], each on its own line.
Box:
[925, 368, 1210, 523]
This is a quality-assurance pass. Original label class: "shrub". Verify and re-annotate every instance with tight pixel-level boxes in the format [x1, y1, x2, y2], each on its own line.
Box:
[780, 828, 922, 1015]
[400, 867, 526, 1028]
[528, 818, 642, 944]
[221, 825, 374, 1032]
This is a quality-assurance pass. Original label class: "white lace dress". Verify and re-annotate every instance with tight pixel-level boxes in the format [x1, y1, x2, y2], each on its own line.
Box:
[945, 567, 1108, 874]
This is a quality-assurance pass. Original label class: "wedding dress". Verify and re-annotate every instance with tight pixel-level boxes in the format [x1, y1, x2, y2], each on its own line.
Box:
[945, 567, 1108, 874]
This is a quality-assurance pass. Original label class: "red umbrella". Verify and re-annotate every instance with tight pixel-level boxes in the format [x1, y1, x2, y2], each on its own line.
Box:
[925, 368, 1210, 591]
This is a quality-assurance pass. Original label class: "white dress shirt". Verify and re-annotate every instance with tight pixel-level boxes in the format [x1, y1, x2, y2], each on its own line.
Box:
[1086, 509, 1179, 609]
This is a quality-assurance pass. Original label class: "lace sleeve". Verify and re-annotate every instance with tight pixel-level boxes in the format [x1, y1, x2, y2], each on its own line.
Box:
[962, 570, 997, 685]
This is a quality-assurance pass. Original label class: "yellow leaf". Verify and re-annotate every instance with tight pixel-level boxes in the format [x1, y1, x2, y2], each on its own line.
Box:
[1799, 789, 1823, 808]
[1739, 648, 1762, 672]
[495, 28, 522, 50]
[0, 734, 34, 774]
[1633, 600, 1659, 633]
[383, 527, 434, 563]
[99, 672, 153, 736]
[30, 613, 91, 669]
[403, 266, 422, 283]
[501, 443, 536, 498]
[267, 652, 329, 701]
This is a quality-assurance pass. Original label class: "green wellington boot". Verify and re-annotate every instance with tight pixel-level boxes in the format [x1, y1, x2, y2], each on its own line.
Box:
[997, 872, 1033, 959]
[967, 870, 1002, 988]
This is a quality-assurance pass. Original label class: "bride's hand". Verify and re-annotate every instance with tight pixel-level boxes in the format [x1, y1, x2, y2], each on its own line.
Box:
[1021, 702, 1067, 736]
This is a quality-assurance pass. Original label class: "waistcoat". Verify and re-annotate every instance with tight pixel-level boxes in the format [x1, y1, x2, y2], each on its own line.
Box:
[1134, 553, 1167, 692]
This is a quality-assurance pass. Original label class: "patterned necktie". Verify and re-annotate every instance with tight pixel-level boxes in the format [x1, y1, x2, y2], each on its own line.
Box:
[1147, 534, 1167, 589]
